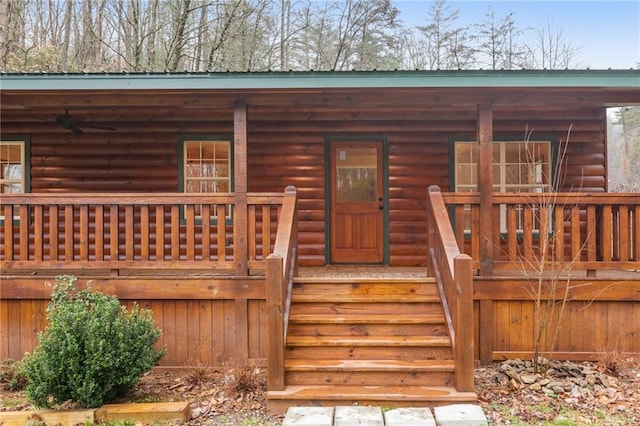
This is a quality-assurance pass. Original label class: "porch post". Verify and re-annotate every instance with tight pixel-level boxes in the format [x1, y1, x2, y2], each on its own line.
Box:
[477, 102, 493, 276]
[234, 101, 249, 275]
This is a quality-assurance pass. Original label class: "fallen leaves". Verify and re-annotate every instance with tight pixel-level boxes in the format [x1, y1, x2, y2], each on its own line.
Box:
[476, 356, 640, 425]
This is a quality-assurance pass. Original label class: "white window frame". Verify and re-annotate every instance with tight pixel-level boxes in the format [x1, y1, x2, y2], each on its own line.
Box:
[0, 141, 26, 194]
[454, 140, 553, 233]
[1, 140, 27, 222]
[181, 138, 233, 220]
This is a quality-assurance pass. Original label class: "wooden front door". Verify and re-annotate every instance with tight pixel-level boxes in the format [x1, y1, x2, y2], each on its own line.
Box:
[329, 141, 384, 263]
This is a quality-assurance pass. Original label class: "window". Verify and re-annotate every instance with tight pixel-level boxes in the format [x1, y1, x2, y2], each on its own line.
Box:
[1, 141, 26, 194]
[454, 140, 552, 232]
[181, 139, 232, 219]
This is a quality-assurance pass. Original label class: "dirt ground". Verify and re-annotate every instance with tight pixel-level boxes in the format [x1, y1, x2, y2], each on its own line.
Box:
[2, 356, 639, 425]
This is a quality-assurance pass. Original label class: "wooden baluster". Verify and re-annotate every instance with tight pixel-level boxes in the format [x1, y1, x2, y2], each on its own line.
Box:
[217, 204, 226, 261]
[507, 204, 517, 260]
[262, 205, 271, 258]
[248, 204, 256, 261]
[18, 206, 29, 261]
[140, 205, 150, 261]
[600, 204, 613, 262]
[619, 205, 630, 261]
[64, 205, 74, 261]
[554, 205, 565, 261]
[186, 205, 195, 261]
[201, 205, 211, 261]
[49, 205, 58, 261]
[171, 205, 180, 260]
[155, 205, 165, 261]
[79, 205, 89, 260]
[2, 205, 13, 260]
[110, 205, 119, 261]
[95, 205, 104, 261]
[33, 205, 43, 261]
[125, 205, 134, 261]
[571, 205, 581, 261]
[586, 205, 597, 276]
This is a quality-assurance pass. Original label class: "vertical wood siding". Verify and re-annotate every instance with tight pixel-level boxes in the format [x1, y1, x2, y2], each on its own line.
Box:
[0, 298, 267, 367]
[489, 299, 640, 358]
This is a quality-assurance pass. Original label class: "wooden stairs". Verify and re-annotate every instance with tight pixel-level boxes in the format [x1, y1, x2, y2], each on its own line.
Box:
[267, 275, 477, 413]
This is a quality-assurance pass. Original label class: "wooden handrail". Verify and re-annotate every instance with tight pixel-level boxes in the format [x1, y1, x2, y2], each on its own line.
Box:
[441, 191, 640, 274]
[265, 186, 298, 391]
[426, 185, 474, 392]
[0, 192, 284, 274]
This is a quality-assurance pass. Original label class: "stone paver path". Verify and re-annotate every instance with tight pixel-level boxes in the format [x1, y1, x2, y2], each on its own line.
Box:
[283, 404, 487, 426]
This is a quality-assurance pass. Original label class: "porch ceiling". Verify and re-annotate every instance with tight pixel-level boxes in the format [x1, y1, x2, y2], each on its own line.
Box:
[1, 70, 638, 133]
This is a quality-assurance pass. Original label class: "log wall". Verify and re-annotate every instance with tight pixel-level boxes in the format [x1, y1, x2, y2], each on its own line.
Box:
[20, 107, 606, 267]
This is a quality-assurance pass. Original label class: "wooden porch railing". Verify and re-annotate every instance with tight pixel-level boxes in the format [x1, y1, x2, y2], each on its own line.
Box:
[265, 186, 298, 391]
[442, 192, 640, 274]
[426, 185, 474, 392]
[0, 192, 286, 274]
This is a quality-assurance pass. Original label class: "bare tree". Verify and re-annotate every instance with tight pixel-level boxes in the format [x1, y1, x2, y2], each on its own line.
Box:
[0, 0, 27, 70]
[0, 0, 589, 73]
[474, 5, 525, 70]
[521, 20, 582, 69]
[416, 0, 474, 70]
[165, 0, 193, 71]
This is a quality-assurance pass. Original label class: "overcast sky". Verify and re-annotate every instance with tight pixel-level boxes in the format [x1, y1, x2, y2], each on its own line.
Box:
[397, 0, 640, 69]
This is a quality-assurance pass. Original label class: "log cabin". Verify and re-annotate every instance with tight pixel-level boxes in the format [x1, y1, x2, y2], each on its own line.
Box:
[1, 70, 639, 412]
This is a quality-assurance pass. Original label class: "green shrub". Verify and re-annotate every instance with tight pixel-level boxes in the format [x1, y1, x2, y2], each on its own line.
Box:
[21, 275, 165, 408]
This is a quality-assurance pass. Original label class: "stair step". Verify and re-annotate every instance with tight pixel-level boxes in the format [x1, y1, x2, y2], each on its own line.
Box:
[267, 385, 477, 414]
[292, 294, 440, 303]
[268, 384, 475, 401]
[290, 301, 445, 316]
[285, 359, 454, 372]
[284, 359, 455, 386]
[285, 345, 453, 361]
[286, 335, 451, 347]
[289, 313, 445, 324]
[292, 282, 438, 296]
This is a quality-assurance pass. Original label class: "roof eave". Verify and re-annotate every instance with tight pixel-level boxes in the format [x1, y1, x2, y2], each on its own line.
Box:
[1, 69, 639, 91]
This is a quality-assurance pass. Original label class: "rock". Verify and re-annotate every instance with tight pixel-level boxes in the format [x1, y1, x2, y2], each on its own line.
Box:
[521, 374, 538, 384]
[529, 383, 542, 391]
[552, 386, 565, 394]
[570, 386, 581, 397]
[539, 379, 550, 386]
[501, 366, 522, 383]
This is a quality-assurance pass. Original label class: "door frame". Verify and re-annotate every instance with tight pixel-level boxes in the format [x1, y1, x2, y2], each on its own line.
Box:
[324, 135, 390, 264]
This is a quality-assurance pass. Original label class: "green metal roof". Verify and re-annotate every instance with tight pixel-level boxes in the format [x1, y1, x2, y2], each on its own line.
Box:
[1, 69, 639, 91]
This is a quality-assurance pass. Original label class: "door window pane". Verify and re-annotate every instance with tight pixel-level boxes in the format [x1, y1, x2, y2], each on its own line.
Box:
[335, 147, 377, 202]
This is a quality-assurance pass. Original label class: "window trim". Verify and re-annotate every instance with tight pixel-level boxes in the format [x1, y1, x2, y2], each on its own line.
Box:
[0, 137, 31, 193]
[0, 137, 30, 223]
[177, 135, 234, 224]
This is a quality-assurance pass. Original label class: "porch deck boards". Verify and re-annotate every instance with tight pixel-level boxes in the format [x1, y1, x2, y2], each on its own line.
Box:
[298, 266, 429, 278]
